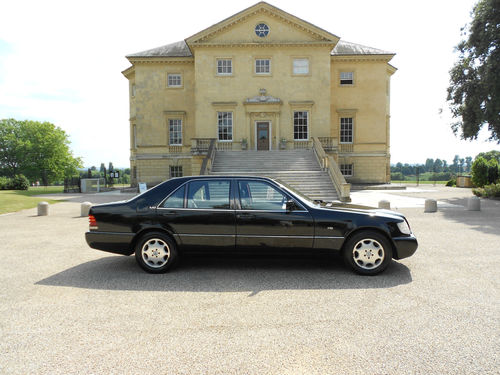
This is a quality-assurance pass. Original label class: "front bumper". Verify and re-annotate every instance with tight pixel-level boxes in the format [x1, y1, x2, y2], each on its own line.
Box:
[85, 231, 135, 256]
[392, 234, 418, 260]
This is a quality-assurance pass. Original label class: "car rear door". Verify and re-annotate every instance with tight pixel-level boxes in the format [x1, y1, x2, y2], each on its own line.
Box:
[157, 179, 236, 252]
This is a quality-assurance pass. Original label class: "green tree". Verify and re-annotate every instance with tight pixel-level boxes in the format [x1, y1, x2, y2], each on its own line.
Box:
[425, 158, 435, 172]
[487, 158, 499, 184]
[471, 157, 489, 186]
[465, 156, 473, 172]
[0, 119, 82, 184]
[434, 158, 443, 173]
[447, 0, 500, 142]
[476, 150, 500, 163]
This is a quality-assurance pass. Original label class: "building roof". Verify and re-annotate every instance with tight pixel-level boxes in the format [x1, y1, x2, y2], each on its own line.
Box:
[331, 40, 394, 56]
[126, 40, 192, 58]
[126, 39, 394, 59]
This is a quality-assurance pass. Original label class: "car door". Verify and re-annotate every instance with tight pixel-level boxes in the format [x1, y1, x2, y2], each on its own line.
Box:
[235, 179, 314, 251]
[157, 179, 236, 252]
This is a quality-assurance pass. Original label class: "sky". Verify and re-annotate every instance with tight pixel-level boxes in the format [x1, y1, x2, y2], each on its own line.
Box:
[1, 0, 499, 168]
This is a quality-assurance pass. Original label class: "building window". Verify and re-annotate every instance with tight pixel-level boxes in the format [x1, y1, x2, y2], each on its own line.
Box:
[255, 59, 271, 74]
[167, 74, 182, 87]
[340, 117, 353, 143]
[255, 23, 270, 38]
[169, 119, 182, 145]
[217, 59, 232, 75]
[340, 72, 354, 85]
[217, 112, 233, 141]
[131, 84, 136, 97]
[169, 165, 183, 178]
[293, 111, 309, 140]
[340, 164, 353, 177]
[293, 59, 309, 75]
[132, 124, 137, 149]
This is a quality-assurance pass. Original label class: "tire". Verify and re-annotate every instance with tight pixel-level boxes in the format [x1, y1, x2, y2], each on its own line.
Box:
[134, 232, 178, 273]
[343, 230, 393, 275]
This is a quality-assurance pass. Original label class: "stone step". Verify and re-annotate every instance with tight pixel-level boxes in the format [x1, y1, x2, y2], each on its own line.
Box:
[210, 149, 339, 201]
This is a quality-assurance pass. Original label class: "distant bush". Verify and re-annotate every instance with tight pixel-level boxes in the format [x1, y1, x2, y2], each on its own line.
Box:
[10, 175, 29, 190]
[446, 179, 456, 187]
[487, 159, 499, 184]
[471, 157, 489, 187]
[0, 176, 10, 190]
[473, 183, 500, 198]
[428, 172, 453, 181]
[391, 172, 404, 181]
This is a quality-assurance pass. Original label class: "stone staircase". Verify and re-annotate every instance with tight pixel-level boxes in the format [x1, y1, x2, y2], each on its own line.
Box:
[210, 149, 339, 201]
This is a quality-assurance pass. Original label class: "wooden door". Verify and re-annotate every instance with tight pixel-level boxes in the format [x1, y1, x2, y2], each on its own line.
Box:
[256, 122, 269, 150]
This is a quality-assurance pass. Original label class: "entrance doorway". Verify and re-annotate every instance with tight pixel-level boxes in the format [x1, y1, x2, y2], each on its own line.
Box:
[256, 122, 270, 150]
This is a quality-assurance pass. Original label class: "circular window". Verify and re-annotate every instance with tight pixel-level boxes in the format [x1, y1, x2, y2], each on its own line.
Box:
[255, 23, 270, 38]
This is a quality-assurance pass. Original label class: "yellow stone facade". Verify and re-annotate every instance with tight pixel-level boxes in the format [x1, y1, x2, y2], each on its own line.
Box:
[123, 2, 396, 185]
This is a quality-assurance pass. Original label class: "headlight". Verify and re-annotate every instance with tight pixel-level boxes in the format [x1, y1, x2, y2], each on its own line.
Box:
[396, 220, 411, 235]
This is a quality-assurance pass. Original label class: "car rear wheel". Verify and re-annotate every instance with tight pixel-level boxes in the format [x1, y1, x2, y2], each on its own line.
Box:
[135, 232, 178, 273]
[343, 231, 392, 275]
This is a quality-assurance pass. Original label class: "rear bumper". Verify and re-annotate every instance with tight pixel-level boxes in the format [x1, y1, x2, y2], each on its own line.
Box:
[392, 235, 418, 260]
[85, 231, 135, 256]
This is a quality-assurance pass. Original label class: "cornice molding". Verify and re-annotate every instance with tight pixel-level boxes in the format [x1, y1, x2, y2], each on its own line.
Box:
[289, 100, 314, 107]
[190, 41, 335, 49]
[212, 101, 238, 107]
[331, 55, 395, 63]
[128, 57, 194, 65]
[121, 66, 135, 78]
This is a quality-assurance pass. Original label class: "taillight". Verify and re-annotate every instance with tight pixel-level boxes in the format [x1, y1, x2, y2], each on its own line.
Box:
[89, 215, 98, 230]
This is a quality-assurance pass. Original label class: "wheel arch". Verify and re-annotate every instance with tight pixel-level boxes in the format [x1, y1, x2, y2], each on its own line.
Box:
[129, 228, 180, 255]
[341, 226, 396, 258]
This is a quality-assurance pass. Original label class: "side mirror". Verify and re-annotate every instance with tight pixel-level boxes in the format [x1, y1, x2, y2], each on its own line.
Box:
[286, 199, 296, 211]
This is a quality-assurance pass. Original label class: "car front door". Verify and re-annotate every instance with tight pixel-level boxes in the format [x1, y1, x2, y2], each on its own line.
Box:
[157, 179, 235, 252]
[235, 179, 314, 251]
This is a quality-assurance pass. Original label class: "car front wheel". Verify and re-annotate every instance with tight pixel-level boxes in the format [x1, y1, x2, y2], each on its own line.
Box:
[343, 231, 393, 275]
[135, 232, 178, 273]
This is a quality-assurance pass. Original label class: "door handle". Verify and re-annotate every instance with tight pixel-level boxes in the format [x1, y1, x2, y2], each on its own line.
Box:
[160, 210, 177, 216]
[237, 213, 255, 219]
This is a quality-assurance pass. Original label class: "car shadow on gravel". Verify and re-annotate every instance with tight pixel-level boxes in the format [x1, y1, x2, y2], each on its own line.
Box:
[36, 254, 412, 294]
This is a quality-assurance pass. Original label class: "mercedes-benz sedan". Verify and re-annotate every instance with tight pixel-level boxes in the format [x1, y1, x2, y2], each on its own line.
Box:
[85, 176, 417, 275]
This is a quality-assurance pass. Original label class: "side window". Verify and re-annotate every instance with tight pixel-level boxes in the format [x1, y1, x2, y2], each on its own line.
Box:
[161, 185, 185, 208]
[187, 180, 230, 209]
[238, 180, 286, 211]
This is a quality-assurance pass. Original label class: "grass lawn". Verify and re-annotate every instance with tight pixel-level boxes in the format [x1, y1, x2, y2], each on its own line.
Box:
[0, 186, 64, 215]
[392, 180, 447, 185]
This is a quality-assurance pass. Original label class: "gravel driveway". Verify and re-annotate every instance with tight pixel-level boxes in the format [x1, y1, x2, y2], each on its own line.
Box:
[0, 187, 498, 374]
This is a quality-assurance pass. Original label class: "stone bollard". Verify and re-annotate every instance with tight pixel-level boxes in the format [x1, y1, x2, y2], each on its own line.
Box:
[467, 196, 481, 211]
[424, 199, 437, 213]
[81, 202, 93, 217]
[37, 201, 49, 216]
[378, 200, 391, 209]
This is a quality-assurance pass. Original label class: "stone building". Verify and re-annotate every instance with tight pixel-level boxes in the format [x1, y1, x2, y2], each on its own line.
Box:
[122, 1, 396, 193]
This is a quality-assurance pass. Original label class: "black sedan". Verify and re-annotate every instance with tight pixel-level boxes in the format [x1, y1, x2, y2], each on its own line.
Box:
[85, 176, 417, 275]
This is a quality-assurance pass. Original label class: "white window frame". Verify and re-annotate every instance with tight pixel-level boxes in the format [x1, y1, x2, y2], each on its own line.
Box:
[217, 111, 233, 141]
[216, 59, 233, 76]
[255, 58, 271, 75]
[168, 119, 183, 146]
[293, 111, 309, 141]
[340, 71, 354, 85]
[340, 164, 353, 177]
[169, 165, 183, 178]
[293, 58, 309, 75]
[167, 73, 182, 87]
[340, 117, 353, 144]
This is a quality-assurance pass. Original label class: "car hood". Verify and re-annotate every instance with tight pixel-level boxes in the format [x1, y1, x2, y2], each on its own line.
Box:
[317, 203, 406, 221]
